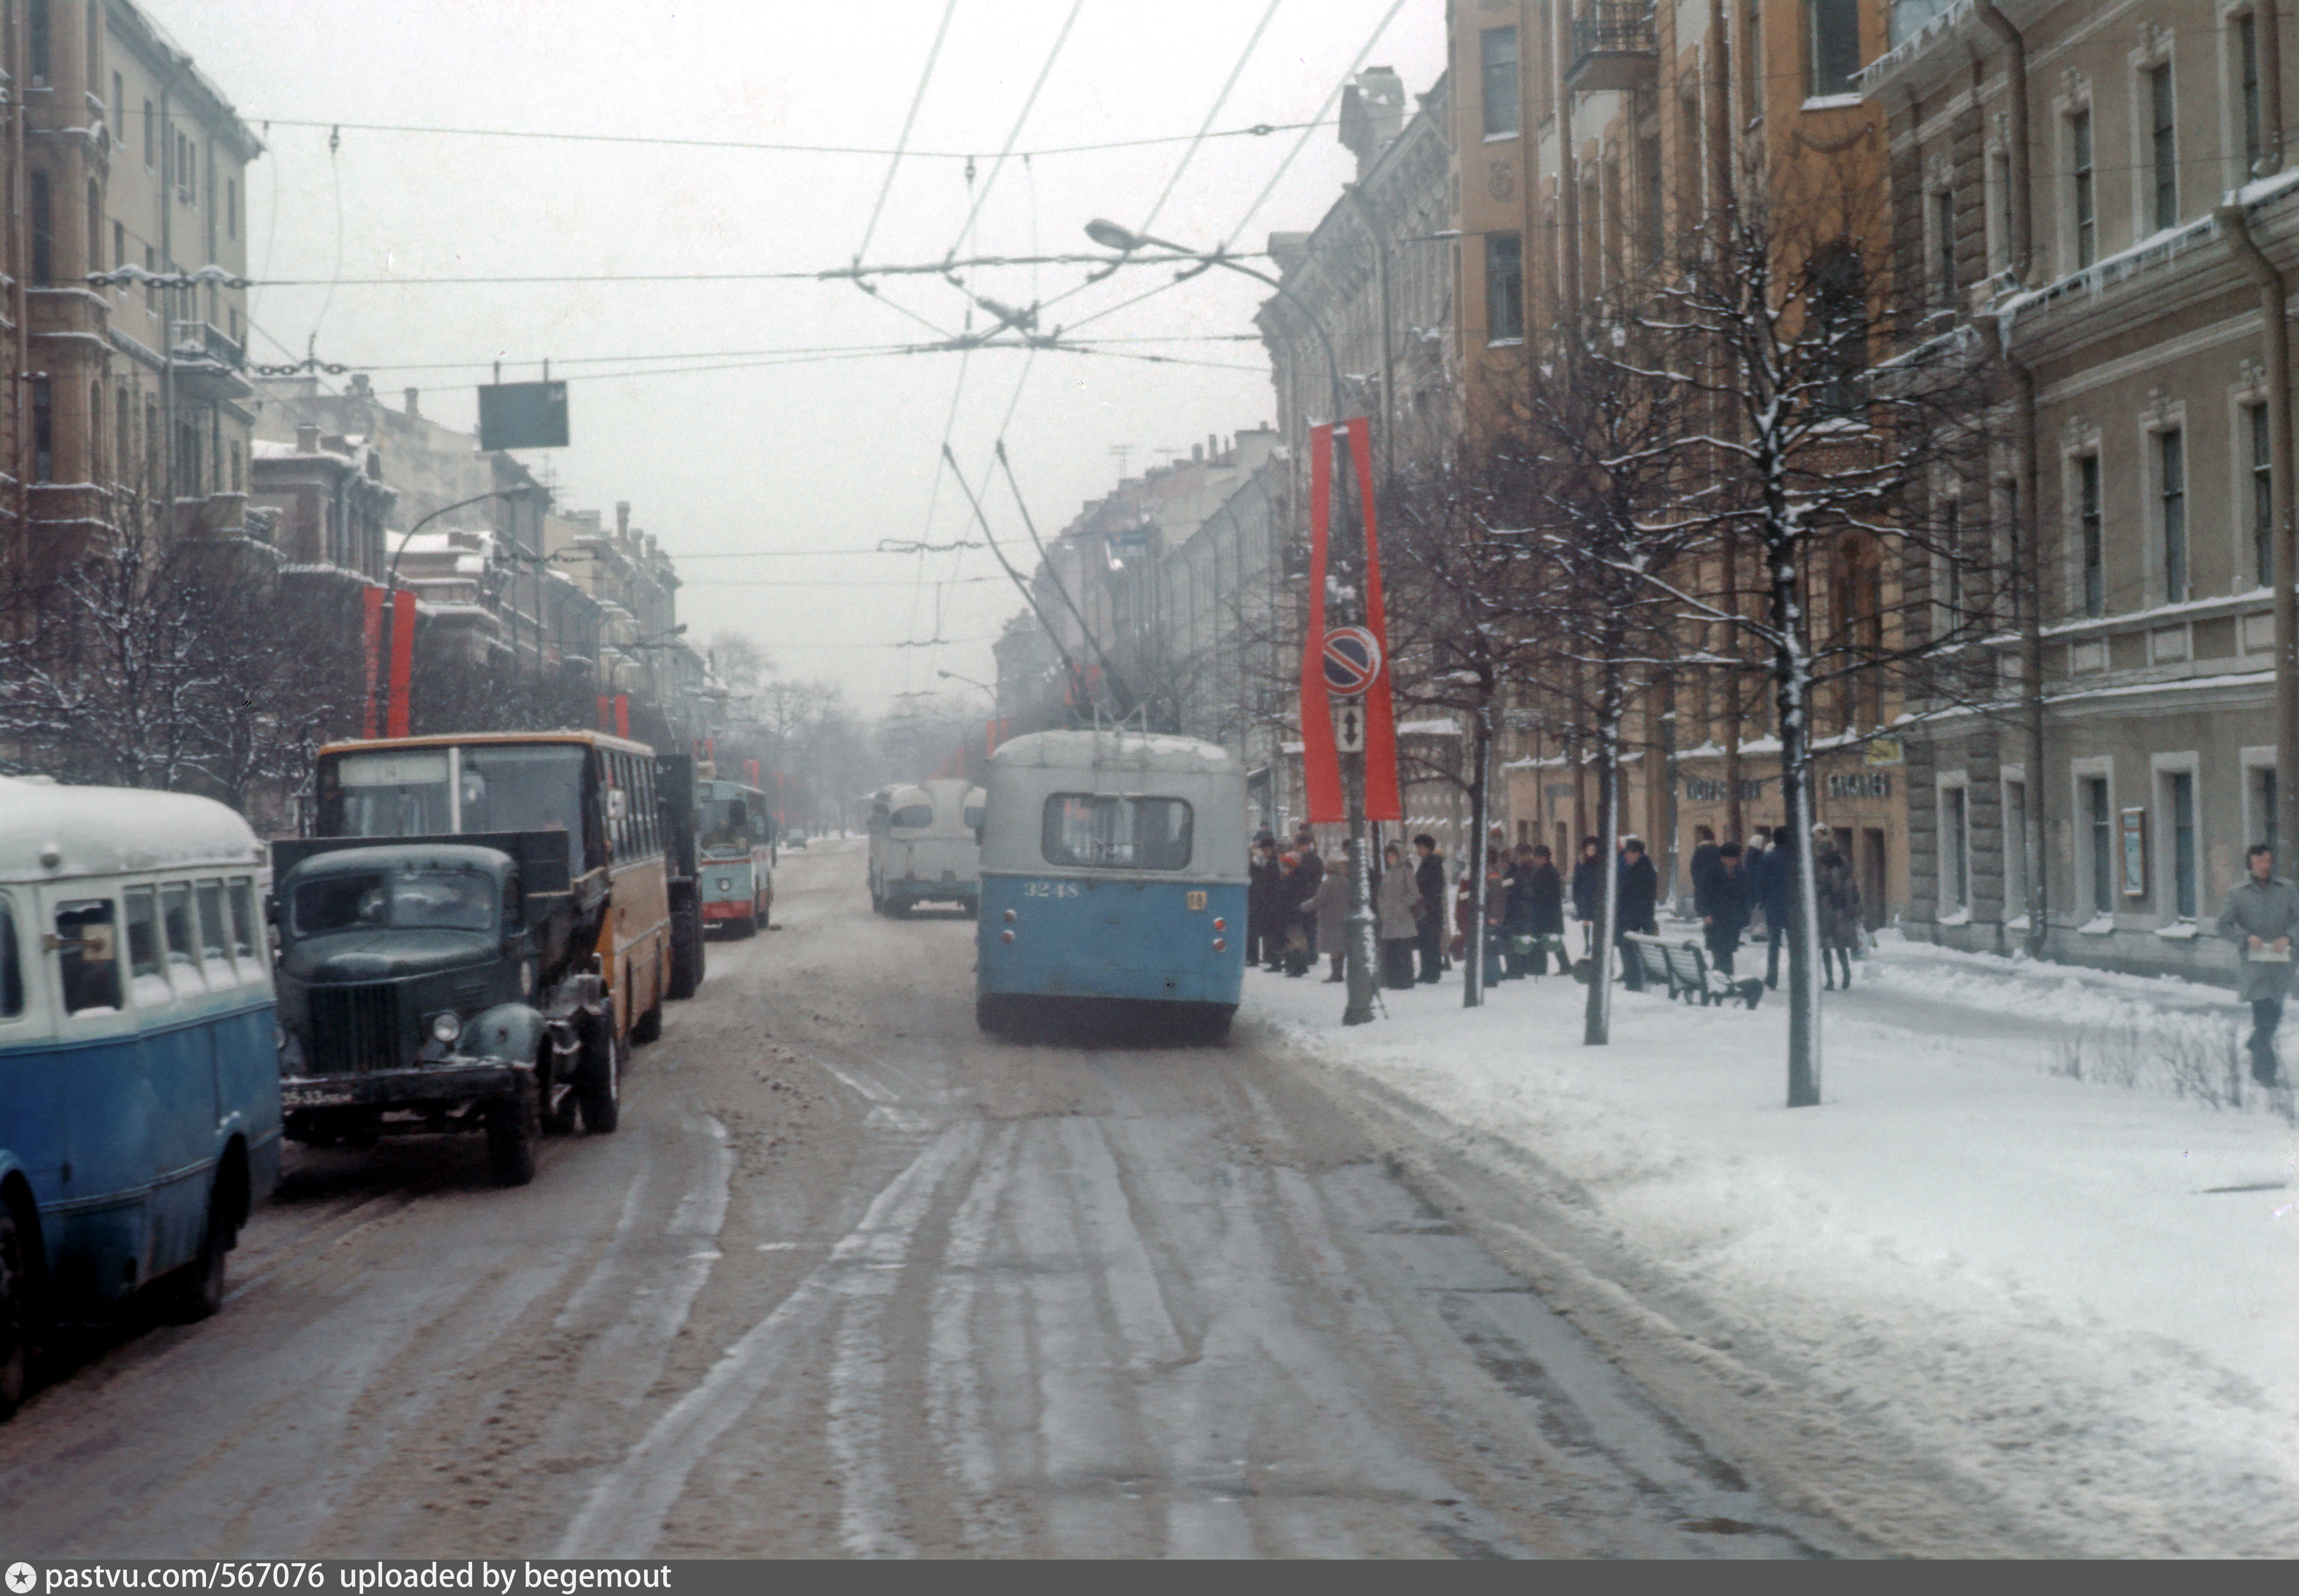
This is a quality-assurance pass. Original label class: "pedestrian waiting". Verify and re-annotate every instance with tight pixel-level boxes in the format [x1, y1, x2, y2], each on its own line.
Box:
[2217, 841, 2296, 1087]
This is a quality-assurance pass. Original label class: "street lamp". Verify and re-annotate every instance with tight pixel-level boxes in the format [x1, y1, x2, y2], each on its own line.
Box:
[386, 487, 541, 587]
[936, 667, 995, 694]
[1085, 220, 1380, 1027]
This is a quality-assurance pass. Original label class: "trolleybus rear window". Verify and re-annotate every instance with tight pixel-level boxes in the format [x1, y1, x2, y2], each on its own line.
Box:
[1041, 795, 1193, 871]
[889, 802, 934, 830]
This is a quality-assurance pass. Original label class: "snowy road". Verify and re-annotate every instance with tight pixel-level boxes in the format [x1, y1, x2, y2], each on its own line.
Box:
[0, 844, 1845, 1559]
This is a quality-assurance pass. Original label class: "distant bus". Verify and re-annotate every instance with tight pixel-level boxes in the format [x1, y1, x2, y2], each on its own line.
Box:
[696, 778, 773, 937]
[866, 779, 982, 916]
[312, 730, 673, 1091]
[974, 730, 1247, 1041]
[0, 776, 283, 1415]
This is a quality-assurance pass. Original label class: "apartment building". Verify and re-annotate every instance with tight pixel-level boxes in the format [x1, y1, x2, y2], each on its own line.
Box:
[1872, 0, 2299, 980]
[1452, 0, 1904, 917]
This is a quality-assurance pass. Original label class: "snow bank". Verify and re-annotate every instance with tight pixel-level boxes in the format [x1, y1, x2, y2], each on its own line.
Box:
[1246, 960, 2299, 1556]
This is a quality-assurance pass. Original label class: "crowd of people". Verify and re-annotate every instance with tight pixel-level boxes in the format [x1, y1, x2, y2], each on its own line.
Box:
[1243, 822, 1871, 995]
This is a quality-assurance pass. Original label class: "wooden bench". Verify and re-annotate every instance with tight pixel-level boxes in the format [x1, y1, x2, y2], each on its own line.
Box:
[1621, 932, 1765, 1009]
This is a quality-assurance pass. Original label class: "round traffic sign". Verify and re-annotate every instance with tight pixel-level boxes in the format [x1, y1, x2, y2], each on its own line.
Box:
[1322, 626, 1381, 696]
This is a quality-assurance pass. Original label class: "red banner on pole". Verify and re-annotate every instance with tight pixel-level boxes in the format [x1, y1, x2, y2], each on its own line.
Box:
[385, 590, 417, 739]
[1299, 424, 1342, 822]
[360, 587, 385, 739]
[1346, 416, 1402, 822]
[614, 694, 630, 740]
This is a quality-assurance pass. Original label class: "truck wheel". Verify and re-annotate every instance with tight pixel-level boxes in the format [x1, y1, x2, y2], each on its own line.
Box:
[542, 1048, 580, 1136]
[579, 1021, 624, 1135]
[485, 1089, 540, 1187]
[668, 903, 704, 999]
[0, 1199, 38, 1419]
[165, 1191, 232, 1324]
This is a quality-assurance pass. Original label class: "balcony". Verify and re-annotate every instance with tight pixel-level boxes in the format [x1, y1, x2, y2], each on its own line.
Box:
[1567, 2, 1658, 93]
[170, 321, 253, 402]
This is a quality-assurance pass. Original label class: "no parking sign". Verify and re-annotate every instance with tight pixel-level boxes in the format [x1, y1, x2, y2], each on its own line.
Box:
[1321, 626, 1381, 697]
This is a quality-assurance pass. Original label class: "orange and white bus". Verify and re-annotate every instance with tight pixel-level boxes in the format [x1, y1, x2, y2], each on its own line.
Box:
[310, 731, 673, 1100]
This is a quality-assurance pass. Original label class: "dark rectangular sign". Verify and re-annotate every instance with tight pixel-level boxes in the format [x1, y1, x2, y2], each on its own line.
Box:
[477, 380, 569, 450]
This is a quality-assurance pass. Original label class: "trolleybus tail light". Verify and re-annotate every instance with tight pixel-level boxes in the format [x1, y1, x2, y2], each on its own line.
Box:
[1212, 917, 1226, 931]
[1212, 937, 1227, 952]
[1002, 908, 1016, 923]
[1000, 929, 1015, 944]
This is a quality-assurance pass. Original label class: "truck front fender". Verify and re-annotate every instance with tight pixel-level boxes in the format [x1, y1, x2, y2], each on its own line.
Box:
[465, 1002, 550, 1066]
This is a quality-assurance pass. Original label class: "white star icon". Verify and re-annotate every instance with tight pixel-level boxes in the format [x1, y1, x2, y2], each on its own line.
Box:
[6, 1563, 36, 1595]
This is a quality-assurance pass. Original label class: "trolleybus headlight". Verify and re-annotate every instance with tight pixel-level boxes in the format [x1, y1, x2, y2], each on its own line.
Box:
[1212, 938, 1227, 952]
[1002, 909, 1016, 923]
[430, 1011, 463, 1045]
[1000, 930, 1015, 944]
[718, 877, 733, 892]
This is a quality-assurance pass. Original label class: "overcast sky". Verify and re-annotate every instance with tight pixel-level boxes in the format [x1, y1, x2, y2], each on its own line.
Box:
[168, 1, 1447, 716]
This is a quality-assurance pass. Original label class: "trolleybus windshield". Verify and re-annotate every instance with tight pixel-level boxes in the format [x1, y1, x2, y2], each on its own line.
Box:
[1041, 794, 1193, 871]
[700, 796, 754, 853]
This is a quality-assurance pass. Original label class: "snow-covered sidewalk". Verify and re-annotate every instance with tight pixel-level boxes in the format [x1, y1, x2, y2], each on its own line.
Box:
[1245, 939, 2299, 1557]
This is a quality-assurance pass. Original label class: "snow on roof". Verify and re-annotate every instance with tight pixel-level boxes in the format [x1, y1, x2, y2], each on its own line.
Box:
[1395, 718, 1463, 737]
[989, 728, 1240, 775]
[0, 776, 267, 881]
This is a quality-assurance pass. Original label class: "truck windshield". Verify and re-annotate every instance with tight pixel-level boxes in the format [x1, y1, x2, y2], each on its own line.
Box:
[700, 798, 752, 852]
[324, 743, 587, 874]
[293, 869, 497, 937]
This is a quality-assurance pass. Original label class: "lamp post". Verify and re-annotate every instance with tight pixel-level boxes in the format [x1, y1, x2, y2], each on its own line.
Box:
[936, 667, 995, 695]
[1085, 219, 1379, 1027]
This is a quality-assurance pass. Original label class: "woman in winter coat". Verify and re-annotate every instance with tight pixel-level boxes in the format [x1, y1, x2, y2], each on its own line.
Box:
[1811, 826, 1862, 990]
[1313, 864, 1350, 983]
[1376, 842, 1420, 989]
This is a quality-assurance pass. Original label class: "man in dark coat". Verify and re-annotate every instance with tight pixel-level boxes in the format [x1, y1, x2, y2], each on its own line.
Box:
[1246, 834, 1281, 969]
[1752, 831, 1796, 990]
[1412, 833, 1447, 984]
[1615, 837, 1659, 991]
[1569, 837, 1603, 956]
[2218, 842, 2299, 1085]
[1522, 844, 1565, 975]
[1694, 841, 1750, 977]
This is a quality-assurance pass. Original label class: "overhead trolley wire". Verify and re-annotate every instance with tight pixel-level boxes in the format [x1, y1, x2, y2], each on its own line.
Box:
[856, 0, 962, 265]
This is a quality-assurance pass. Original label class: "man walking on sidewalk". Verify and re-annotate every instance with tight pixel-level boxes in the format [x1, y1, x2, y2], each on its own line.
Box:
[2217, 842, 2299, 1086]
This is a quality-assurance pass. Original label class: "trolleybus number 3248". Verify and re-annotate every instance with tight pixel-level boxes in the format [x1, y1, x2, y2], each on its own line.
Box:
[1023, 881, 1082, 898]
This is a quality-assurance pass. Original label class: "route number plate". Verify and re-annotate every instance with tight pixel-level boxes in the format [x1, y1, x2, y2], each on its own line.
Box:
[1187, 891, 1207, 911]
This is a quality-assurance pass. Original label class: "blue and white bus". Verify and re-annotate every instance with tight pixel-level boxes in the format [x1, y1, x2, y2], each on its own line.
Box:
[0, 776, 282, 1416]
[974, 730, 1247, 1041]
[695, 777, 773, 937]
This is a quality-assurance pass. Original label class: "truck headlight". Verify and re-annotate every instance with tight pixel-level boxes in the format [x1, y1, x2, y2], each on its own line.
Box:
[430, 1011, 463, 1045]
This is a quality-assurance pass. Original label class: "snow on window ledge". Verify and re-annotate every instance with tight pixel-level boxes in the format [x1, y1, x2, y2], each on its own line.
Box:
[2078, 913, 2118, 935]
[1802, 92, 1866, 111]
[2004, 913, 2032, 932]
[2153, 920, 2202, 940]
[1936, 907, 1973, 927]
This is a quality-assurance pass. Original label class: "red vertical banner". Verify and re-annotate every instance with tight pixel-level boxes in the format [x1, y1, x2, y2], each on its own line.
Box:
[597, 695, 612, 732]
[614, 695, 630, 739]
[360, 587, 385, 739]
[1299, 423, 1342, 822]
[1346, 416, 1402, 821]
[385, 590, 417, 739]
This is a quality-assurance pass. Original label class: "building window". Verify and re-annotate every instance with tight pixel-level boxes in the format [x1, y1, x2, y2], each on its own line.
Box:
[2148, 63, 2177, 232]
[1641, 134, 1664, 265]
[2004, 778, 2030, 917]
[142, 244, 155, 310]
[142, 99, 153, 168]
[2252, 401, 2274, 588]
[227, 178, 238, 240]
[1943, 783, 1970, 912]
[28, 171, 52, 286]
[229, 439, 242, 493]
[31, 379, 52, 483]
[2159, 426, 2186, 600]
[1990, 149, 2014, 273]
[2086, 776, 2114, 915]
[115, 386, 131, 483]
[2164, 768, 2197, 919]
[2240, 12, 2265, 175]
[110, 220, 124, 292]
[110, 72, 123, 140]
[1940, 496, 1964, 622]
[2078, 453, 2104, 616]
[1806, 0, 1860, 99]
[84, 0, 96, 84]
[1808, 240, 1867, 410]
[28, 0, 48, 85]
[2256, 764, 2279, 856]
[1486, 231, 1525, 342]
[88, 381, 101, 482]
[85, 179, 100, 274]
[1481, 27, 1520, 138]
[1933, 186, 1957, 308]
[2071, 107, 2096, 267]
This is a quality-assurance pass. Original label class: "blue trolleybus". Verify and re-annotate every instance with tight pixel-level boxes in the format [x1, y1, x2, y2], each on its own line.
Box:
[695, 777, 773, 937]
[973, 729, 1247, 1041]
[0, 777, 282, 1416]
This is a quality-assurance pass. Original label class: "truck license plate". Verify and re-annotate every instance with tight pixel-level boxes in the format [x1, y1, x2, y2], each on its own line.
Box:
[283, 1085, 356, 1108]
